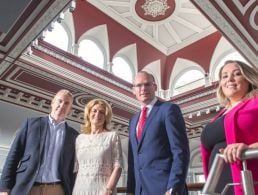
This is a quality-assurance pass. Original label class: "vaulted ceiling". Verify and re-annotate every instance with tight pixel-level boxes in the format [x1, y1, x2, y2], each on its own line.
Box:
[0, 0, 257, 138]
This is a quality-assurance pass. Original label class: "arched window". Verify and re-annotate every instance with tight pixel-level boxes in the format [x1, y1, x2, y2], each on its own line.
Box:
[44, 23, 69, 51]
[174, 70, 204, 95]
[214, 52, 248, 81]
[78, 39, 104, 69]
[112, 57, 133, 83]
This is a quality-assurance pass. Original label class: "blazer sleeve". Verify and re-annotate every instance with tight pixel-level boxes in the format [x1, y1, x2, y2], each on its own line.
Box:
[201, 144, 211, 179]
[165, 103, 190, 192]
[127, 123, 135, 193]
[0, 119, 29, 191]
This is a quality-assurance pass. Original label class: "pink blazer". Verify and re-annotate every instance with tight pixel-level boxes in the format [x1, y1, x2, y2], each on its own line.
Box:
[201, 96, 258, 195]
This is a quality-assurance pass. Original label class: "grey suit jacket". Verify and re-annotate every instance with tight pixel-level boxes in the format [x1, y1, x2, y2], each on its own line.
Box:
[0, 116, 79, 195]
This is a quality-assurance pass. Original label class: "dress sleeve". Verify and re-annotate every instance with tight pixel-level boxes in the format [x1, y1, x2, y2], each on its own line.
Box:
[201, 143, 211, 179]
[73, 138, 79, 173]
[112, 132, 123, 169]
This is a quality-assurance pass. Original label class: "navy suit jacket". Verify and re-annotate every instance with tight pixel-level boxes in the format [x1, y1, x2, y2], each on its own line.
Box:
[0, 116, 79, 195]
[127, 100, 189, 195]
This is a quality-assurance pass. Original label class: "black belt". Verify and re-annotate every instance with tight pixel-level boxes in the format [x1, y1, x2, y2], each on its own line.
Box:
[34, 182, 62, 186]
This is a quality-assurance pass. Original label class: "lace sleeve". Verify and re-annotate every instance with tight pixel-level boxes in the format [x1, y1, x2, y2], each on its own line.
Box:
[73, 139, 79, 173]
[112, 132, 123, 169]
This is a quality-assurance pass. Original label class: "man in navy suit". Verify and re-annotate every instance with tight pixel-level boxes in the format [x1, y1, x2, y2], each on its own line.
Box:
[0, 89, 79, 195]
[127, 71, 189, 195]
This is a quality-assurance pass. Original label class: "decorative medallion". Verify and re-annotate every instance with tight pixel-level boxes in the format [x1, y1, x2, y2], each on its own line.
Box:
[135, 0, 176, 22]
[142, 0, 170, 18]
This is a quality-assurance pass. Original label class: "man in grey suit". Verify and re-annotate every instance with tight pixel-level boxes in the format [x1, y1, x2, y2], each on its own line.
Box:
[127, 71, 189, 195]
[0, 89, 79, 195]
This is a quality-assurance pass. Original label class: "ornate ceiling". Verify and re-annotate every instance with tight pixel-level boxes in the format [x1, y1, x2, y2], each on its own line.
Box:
[88, 0, 217, 55]
[191, 0, 257, 68]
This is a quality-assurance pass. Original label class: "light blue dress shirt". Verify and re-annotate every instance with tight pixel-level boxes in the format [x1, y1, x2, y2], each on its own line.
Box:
[35, 115, 65, 183]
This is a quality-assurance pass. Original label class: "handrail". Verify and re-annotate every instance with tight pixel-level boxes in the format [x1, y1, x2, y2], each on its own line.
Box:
[117, 182, 205, 193]
[201, 148, 258, 195]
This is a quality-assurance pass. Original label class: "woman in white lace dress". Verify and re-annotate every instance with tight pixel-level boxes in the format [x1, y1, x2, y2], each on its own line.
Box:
[73, 99, 123, 195]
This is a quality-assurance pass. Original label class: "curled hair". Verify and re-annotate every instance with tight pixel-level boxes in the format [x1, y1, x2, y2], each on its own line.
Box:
[217, 60, 258, 107]
[81, 99, 112, 134]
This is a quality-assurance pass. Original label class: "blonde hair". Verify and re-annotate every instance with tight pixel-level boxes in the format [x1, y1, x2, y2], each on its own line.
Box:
[217, 60, 258, 107]
[81, 99, 112, 134]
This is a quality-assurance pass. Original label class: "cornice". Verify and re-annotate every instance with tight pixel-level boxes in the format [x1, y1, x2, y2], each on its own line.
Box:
[20, 53, 140, 111]
[192, 0, 258, 66]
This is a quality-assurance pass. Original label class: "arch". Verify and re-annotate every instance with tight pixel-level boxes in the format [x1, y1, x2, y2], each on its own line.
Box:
[142, 60, 161, 90]
[62, 10, 75, 53]
[78, 24, 109, 68]
[112, 44, 137, 82]
[112, 55, 134, 83]
[169, 58, 205, 96]
[44, 22, 69, 51]
[78, 38, 106, 69]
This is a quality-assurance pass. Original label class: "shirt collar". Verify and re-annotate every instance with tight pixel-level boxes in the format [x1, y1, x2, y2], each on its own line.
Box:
[48, 115, 65, 126]
[141, 97, 157, 110]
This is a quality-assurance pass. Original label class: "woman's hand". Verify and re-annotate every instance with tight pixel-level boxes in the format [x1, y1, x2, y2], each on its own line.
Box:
[219, 143, 248, 163]
[0, 192, 9, 195]
[103, 187, 113, 195]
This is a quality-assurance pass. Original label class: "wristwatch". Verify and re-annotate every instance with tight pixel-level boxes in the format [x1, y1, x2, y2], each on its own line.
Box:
[168, 188, 178, 195]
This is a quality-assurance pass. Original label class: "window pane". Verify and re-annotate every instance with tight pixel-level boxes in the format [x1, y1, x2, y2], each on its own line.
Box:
[78, 39, 104, 68]
[174, 70, 204, 95]
[44, 23, 68, 51]
[112, 57, 132, 82]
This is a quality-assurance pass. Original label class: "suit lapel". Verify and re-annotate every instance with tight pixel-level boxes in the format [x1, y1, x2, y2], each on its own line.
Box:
[132, 113, 140, 144]
[39, 117, 49, 157]
[60, 123, 69, 163]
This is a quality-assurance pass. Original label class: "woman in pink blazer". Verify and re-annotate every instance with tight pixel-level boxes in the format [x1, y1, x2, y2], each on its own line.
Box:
[201, 60, 258, 195]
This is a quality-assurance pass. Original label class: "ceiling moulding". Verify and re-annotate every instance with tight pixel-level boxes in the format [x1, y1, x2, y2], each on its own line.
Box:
[191, 0, 258, 67]
[19, 53, 140, 110]
[0, 0, 72, 74]
[87, 0, 216, 56]
[0, 85, 129, 137]
[29, 44, 133, 92]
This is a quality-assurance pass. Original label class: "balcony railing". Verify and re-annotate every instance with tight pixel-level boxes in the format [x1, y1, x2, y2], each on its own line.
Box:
[117, 182, 204, 193]
[201, 148, 258, 195]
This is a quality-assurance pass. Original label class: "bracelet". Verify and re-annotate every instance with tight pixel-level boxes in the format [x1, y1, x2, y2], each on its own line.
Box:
[105, 187, 113, 194]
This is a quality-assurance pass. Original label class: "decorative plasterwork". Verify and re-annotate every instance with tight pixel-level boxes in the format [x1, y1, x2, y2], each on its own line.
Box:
[0, 85, 130, 138]
[3, 0, 70, 56]
[88, 0, 216, 55]
[32, 45, 133, 92]
[20, 53, 140, 110]
[181, 98, 218, 114]
[142, 0, 170, 17]
[216, 0, 257, 48]
[0, 85, 200, 139]
[173, 88, 217, 105]
[191, 0, 258, 67]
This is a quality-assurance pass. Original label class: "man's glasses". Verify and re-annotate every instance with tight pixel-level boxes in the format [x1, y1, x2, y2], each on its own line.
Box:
[133, 82, 155, 89]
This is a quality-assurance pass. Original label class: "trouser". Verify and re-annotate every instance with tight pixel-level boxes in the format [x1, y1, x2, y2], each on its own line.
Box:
[29, 183, 64, 195]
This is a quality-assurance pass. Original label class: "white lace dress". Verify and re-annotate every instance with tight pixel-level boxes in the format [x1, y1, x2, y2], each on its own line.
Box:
[72, 131, 123, 195]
